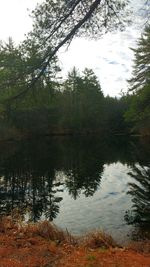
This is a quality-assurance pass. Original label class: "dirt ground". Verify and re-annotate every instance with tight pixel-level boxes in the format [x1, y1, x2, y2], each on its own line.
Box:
[0, 218, 150, 267]
[57, 247, 150, 267]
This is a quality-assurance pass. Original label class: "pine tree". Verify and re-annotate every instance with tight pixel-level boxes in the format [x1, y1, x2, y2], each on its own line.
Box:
[129, 25, 150, 92]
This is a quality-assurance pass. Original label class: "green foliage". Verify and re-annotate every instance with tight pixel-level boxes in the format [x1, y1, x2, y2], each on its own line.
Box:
[0, 1, 133, 137]
[20, 0, 130, 92]
[31, 0, 130, 45]
[60, 67, 104, 131]
[0, 38, 129, 137]
[0, 36, 60, 101]
[125, 85, 150, 133]
[125, 164, 150, 226]
[102, 95, 130, 134]
[0, 38, 27, 101]
[87, 254, 96, 261]
[126, 25, 150, 135]
[129, 25, 150, 92]
[0, 38, 61, 132]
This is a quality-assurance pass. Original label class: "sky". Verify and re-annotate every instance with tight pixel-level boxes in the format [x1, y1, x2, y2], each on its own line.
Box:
[0, 0, 148, 96]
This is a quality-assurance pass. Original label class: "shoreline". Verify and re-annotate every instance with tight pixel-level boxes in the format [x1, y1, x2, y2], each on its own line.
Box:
[0, 217, 150, 267]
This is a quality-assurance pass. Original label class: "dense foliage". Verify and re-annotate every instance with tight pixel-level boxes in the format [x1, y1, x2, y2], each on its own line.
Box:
[24, 0, 130, 92]
[0, 38, 130, 137]
[125, 25, 150, 135]
[0, 1, 149, 137]
[129, 26, 150, 91]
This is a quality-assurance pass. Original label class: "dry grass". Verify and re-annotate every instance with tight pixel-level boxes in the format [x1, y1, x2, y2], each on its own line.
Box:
[128, 240, 150, 254]
[0, 215, 116, 249]
[1, 216, 150, 267]
[0, 215, 77, 245]
[81, 230, 117, 249]
[28, 220, 77, 245]
[0, 216, 15, 233]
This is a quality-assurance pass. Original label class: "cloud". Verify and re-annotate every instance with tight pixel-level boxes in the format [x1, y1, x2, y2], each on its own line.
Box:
[59, 31, 136, 97]
[0, 0, 40, 42]
[109, 61, 119, 65]
[0, 0, 147, 97]
[59, 0, 147, 97]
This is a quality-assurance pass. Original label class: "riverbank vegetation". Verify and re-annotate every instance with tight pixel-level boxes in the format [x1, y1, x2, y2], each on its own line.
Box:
[0, 216, 150, 267]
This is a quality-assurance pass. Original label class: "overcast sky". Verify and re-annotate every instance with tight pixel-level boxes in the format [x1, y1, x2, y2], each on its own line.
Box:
[0, 0, 148, 96]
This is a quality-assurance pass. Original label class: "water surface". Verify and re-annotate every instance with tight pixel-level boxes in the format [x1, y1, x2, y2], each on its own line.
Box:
[0, 136, 150, 244]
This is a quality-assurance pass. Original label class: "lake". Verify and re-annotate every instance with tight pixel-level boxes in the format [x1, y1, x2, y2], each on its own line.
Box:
[0, 135, 150, 244]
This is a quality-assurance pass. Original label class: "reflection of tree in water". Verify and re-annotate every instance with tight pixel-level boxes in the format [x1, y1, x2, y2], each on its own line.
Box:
[0, 140, 64, 222]
[125, 164, 150, 239]
[65, 165, 103, 199]
[0, 137, 106, 219]
[62, 137, 106, 199]
[0, 136, 148, 223]
[0, 170, 63, 222]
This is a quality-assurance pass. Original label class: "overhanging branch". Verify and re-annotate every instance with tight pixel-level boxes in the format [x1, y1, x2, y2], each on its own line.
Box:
[8, 0, 102, 102]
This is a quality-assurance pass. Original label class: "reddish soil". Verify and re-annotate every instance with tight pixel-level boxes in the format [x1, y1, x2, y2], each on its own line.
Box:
[57, 247, 150, 267]
[0, 218, 150, 267]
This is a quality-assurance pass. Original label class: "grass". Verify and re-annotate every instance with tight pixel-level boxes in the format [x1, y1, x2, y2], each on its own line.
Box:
[0, 215, 117, 249]
[81, 230, 117, 249]
[1, 215, 150, 267]
[87, 254, 96, 261]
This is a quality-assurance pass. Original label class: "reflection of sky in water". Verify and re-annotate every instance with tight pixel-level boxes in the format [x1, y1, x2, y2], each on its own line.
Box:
[54, 163, 133, 244]
[1, 137, 150, 244]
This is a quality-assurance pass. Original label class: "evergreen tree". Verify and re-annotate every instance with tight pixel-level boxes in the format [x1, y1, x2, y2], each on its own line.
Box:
[126, 25, 150, 135]
[11, 0, 130, 98]
[129, 25, 150, 91]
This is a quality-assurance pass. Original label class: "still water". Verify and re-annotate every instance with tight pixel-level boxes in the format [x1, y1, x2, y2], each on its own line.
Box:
[0, 136, 150, 244]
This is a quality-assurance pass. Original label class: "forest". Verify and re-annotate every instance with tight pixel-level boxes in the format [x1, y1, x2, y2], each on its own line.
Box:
[0, 1, 150, 266]
[0, 0, 149, 140]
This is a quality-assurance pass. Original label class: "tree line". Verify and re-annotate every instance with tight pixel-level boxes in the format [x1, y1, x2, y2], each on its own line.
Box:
[0, 0, 149, 138]
[0, 39, 130, 137]
[125, 25, 150, 136]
